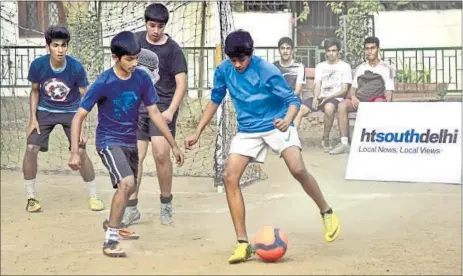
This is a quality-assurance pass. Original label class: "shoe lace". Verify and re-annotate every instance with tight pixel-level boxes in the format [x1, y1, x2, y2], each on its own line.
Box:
[28, 198, 38, 205]
[161, 203, 172, 216]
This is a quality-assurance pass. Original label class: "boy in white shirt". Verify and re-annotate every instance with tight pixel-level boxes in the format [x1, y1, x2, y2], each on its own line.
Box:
[329, 36, 395, 155]
[294, 39, 352, 151]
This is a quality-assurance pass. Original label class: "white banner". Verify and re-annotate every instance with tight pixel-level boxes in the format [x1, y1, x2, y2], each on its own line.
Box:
[345, 102, 462, 184]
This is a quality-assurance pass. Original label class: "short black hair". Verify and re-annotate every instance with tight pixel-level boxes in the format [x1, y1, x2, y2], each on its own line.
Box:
[364, 36, 380, 48]
[278, 37, 294, 48]
[45, 25, 70, 45]
[322, 38, 341, 51]
[224, 29, 254, 59]
[110, 31, 141, 59]
[144, 3, 169, 23]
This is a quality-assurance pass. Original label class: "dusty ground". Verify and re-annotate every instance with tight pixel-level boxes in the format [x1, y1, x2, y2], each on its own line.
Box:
[1, 148, 461, 275]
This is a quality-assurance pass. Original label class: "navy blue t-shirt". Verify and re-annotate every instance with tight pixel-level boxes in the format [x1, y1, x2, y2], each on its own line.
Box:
[80, 68, 159, 149]
[27, 54, 89, 113]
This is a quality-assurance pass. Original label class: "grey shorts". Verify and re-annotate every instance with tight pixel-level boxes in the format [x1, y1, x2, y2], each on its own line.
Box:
[137, 113, 178, 141]
[302, 97, 340, 112]
[27, 110, 85, 152]
[97, 146, 138, 188]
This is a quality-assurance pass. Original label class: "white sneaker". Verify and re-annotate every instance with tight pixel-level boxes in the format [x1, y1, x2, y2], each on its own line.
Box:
[121, 207, 141, 226]
[321, 140, 332, 153]
[329, 143, 350, 155]
[160, 202, 173, 225]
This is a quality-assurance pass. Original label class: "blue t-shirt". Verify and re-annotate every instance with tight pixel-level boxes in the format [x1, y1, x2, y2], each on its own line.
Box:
[211, 56, 301, 133]
[27, 54, 89, 113]
[80, 68, 159, 149]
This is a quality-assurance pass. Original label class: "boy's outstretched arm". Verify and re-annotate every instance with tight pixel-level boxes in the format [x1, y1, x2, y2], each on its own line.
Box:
[185, 67, 226, 149]
[146, 104, 184, 166]
[68, 108, 89, 170]
[184, 101, 220, 149]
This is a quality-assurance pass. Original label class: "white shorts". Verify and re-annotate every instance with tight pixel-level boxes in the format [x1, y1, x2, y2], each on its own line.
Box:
[229, 126, 302, 163]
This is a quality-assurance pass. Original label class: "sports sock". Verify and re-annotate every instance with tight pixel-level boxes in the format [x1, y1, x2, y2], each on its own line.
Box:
[24, 179, 36, 198]
[127, 199, 138, 207]
[160, 194, 173, 204]
[341, 137, 349, 145]
[321, 208, 333, 216]
[85, 181, 97, 198]
[105, 227, 119, 243]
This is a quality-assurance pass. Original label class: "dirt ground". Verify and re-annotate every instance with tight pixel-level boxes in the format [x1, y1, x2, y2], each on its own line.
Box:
[1, 148, 461, 275]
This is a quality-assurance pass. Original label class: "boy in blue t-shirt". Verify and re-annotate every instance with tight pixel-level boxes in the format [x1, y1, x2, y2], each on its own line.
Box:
[23, 25, 104, 213]
[68, 31, 184, 258]
[184, 30, 340, 264]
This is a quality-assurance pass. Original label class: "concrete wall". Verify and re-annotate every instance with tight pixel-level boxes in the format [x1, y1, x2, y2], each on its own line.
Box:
[374, 9, 461, 48]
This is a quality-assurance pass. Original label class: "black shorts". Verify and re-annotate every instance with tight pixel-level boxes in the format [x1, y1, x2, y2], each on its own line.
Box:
[27, 110, 86, 152]
[97, 146, 138, 188]
[302, 97, 340, 112]
[137, 112, 178, 141]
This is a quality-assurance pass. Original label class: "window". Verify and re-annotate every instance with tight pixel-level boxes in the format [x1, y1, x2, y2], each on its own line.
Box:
[17, 1, 66, 38]
[232, 1, 289, 13]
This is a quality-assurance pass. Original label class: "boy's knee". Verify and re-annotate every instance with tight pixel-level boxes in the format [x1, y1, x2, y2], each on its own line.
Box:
[338, 102, 347, 111]
[324, 104, 336, 117]
[26, 145, 40, 154]
[118, 176, 136, 194]
[223, 169, 240, 188]
[289, 163, 308, 180]
[152, 148, 171, 166]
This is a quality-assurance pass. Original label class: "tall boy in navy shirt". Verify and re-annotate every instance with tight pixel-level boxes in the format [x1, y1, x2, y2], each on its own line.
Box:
[23, 25, 104, 212]
[68, 31, 184, 257]
[185, 30, 340, 264]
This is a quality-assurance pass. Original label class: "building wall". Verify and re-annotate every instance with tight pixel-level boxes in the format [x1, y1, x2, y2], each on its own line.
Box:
[374, 9, 461, 48]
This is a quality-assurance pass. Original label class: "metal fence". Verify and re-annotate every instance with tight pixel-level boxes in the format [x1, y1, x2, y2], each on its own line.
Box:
[1, 45, 461, 93]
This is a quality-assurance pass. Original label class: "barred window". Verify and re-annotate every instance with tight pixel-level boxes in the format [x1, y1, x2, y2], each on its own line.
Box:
[232, 1, 289, 13]
[17, 1, 67, 38]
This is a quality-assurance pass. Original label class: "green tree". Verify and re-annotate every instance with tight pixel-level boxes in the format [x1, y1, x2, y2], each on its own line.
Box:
[328, 1, 384, 68]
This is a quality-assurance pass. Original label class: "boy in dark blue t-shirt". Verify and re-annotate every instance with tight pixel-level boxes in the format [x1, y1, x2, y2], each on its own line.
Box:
[23, 25, 104, 213]
[68, 31, 184, 258]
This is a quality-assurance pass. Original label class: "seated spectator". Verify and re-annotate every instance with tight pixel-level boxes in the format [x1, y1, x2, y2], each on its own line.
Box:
[294, 38, 352, 152]
[273, 37, 305, 96]
[329, 36, 395, 155]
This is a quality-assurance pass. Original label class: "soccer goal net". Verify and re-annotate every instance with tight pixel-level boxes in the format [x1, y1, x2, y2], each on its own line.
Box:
[0, 1, 266, 189]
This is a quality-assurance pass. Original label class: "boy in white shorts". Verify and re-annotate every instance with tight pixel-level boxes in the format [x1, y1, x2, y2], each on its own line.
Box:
[184, 30, 340, 264]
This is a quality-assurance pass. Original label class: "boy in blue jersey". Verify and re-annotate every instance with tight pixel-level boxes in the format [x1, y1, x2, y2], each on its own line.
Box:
[185, 30, 340, 264]
[23, 25, 104, 213]
[68, 31, 185, 258]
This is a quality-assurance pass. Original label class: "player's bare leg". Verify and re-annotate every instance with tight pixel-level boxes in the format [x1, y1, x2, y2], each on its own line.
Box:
[103, 175, 138, 257]
[78, 148, 104, 211]
[330, 99, 354, 155]
[321, 103, 336, 152]
[23, 144, 41, 212]
[294, 105, 311, 129]
[151, 136, 174, 225]
[121, 140, 148, 226]
[223, 153, 255, 264]
[281, 146, 340, 242]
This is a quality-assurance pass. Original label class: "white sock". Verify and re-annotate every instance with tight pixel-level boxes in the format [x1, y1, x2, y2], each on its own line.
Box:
[126, 206, 136, 211]
[105, 227, 119, 243]
[24, 179, 36, 198]
[85, 181, 97, 198]
[341, 137, 349, 145]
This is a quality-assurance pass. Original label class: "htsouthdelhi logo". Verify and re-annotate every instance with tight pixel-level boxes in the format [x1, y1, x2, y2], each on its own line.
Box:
[357, 128, 459, 155]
